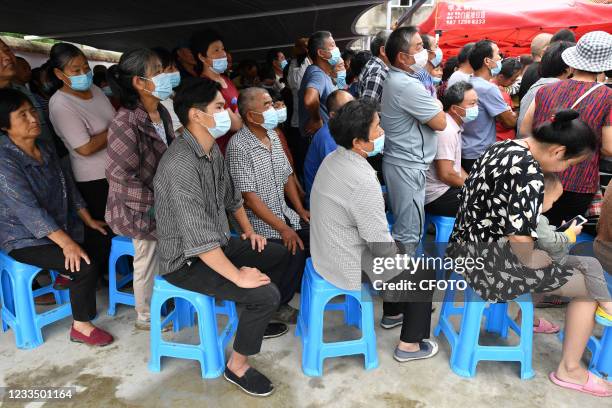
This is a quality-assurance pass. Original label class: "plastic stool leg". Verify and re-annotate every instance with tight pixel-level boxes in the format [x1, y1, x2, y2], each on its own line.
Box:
[360, 300, 379, 370]
[451, 295, 486, 378]
[196, 296, 224, 378]
[148, 293, 164, 373]
[13, 272, 42, 349]
[302, 294, 326, 376]
[1, 270, 14, 333]
[107, 253, 119, 316]
[593, 327, 612, 378]
[517, 298, 535, 379]
[344, 295, 361, 328]
[485, 303, 509, 338]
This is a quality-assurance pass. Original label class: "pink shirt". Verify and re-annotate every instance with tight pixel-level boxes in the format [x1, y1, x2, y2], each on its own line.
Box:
[426, 113, 463, 204]
[49, 85, 116, 182]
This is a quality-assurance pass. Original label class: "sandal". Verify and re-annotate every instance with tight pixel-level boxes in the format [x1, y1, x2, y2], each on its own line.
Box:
[533, 318, 560, 334]
[549, 371, 612, 397]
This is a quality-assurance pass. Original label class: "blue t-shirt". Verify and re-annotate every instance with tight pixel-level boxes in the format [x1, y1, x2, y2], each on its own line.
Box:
[462, 76, 509, 159]
[298, 65, 335, 137]
[303, 123, 337, 207]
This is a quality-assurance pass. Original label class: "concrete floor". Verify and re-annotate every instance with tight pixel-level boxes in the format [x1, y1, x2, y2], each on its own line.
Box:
[0, 290, 607, 408]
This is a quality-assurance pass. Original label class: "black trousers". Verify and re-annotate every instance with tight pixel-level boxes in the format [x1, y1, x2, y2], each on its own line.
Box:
[286, 126, 310, 184]
[544, 190, 594, 228]
[164, 238, 292, 356]
[10, 244, 98, 322]
[269, 226, 310, 298]
[382, 301, 434, 343]
[424, 187, 462, 217]
[76, 178, 114, 279]
[461, 158, 477, 174]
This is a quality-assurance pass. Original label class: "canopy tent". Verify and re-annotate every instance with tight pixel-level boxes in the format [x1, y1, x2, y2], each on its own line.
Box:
[419, 0, 612, 57]
[0, 0, 384, 60]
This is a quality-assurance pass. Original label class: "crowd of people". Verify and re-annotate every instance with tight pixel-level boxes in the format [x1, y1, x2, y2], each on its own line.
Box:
[0, 24, 611, 398]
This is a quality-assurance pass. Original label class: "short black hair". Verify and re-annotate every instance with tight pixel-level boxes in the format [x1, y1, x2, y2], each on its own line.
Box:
[457, 42, 475, 64]
[173, 77, 222, 127]
[325, 89, 351, 114]
[348, 50, 371, 83]
[605, 69, 612, 78]
[151, 47, 176, 70]
[539, 41, 574, 78]
[499, 58, 522, 79]
[329, 99, 379, 149]
[308, 31, 332, 61]
[533, 109, 596, 159]
[190, 29, 224, 74]
[468, 40, 494, 71]
[266, 48, 283, 65]
[442, 81, 473, 112]
[92, 71, 107, 87]
[370, 30, 391, 57]
[385, 26, 419, 65]
[342, 49, 356, 63]
[0, 88, 32, 130]
[442, 56, 459, 81]
[519, 54, 534, 67]
[421, 34, 433, 51]
[551, 29, 576, 43]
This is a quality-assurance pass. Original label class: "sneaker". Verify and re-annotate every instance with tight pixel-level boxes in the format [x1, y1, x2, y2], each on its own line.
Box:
[70, 326, 114, 347]
[380, 314, 403, 329]
[393, 339, 439, 362]
[223, 367, 274, 397]
[273, 304, 298, 324]
[263, 322, 288, 339]
[53, 274, 74, 290]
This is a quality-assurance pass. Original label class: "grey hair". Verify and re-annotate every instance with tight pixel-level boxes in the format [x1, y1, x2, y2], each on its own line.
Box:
[370, 30, 392, 57]
[237, 87, 269, 120]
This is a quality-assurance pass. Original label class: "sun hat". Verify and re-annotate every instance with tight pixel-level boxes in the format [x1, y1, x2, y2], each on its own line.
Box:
[561, 31, 612, 73]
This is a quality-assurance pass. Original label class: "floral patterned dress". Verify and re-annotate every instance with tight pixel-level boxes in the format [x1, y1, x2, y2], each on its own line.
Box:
[447, 140, 578, 302]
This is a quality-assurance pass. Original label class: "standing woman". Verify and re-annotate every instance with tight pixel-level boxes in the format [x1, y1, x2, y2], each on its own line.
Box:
[190, 29, 242, 154]
[48, 43, 116, 279]
[105, 49, 175, 330]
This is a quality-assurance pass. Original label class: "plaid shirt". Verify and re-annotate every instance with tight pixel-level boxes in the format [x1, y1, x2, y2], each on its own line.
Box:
[225, 126, 301, 239]
[105, 102, 175, 240]
[358, 56, 389, 102]
[533, 80, 612, 194]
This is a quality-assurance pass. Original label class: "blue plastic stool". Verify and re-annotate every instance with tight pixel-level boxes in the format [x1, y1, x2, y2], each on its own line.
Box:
[295, 258, 378, 376]
[148, 276, 238, 378]
[588, 314, 612, 379]
[434, 272, 534, 379]
[575, 232, 595, 244]
[0, 251, 72, 349]
[423, 215, 455, 243]
[107, 236, 136, 316]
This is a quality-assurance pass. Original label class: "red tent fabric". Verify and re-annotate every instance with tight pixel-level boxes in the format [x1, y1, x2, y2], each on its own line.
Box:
[419, 0, 612, 57]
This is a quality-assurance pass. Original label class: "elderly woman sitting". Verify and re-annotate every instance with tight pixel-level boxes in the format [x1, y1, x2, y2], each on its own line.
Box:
[0, 88, 112, 346]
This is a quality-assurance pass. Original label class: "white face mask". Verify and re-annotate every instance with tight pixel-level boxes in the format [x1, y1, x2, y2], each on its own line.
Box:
[408, 49, 429, 72]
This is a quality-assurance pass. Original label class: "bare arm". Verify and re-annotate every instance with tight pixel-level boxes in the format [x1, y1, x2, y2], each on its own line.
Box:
[434, 160, 466, 188]
[508, 235, 551, 269]
[242, 192, 289, 234]
[228, 109, 243, 132]
[601, 126, 612, 157]
[285, 176, 309, 221]
[425, 111, 447, 131]
[496, 109, 517, 129]
[74, 130, 107, 156]
[304, 88, 323, 135]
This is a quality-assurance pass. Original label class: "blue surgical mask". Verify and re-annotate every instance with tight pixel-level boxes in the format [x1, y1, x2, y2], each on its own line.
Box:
[336, 70, 347, 90]
[201, 109, 231, 138]
[490, 59, 502, 76]
[66, 70, 93, 91]
[280, 59, 288, 70]
[327, 48, 341, 66]
[432, 76, 442, 85]
[142, 73, 173, 101]
[167, 71, 181, 88]
[460, 105, 479, 123]
[276, 107, 287, 123]
[102, 86, 113, 96]
[432, 48, 443, 68]
[211, 57, 228, 74]
[365, 134, 385, 157]
[253, 107, 278, 131]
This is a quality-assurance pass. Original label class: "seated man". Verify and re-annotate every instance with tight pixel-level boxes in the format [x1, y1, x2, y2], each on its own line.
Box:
[425, 81, 477, 217]
[154, 77, 294, 397]
[226, 87, 308, 323]
[303, 89, 354, 204]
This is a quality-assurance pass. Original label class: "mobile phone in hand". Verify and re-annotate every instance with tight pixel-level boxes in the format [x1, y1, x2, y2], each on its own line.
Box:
[556, 215, 588, 232]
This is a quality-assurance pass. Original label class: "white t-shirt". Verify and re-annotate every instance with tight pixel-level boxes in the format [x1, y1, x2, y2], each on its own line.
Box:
[425, 113, 463, 204]
[160, 98, 182, 132]
[49, 85, 116, 182]
[447, 70, 472, 88]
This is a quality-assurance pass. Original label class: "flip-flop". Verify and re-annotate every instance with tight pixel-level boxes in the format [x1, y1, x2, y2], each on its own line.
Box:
[549, 371, 612, 397]
[595, 307, 612, 326]
[533, 318, 560, 334]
